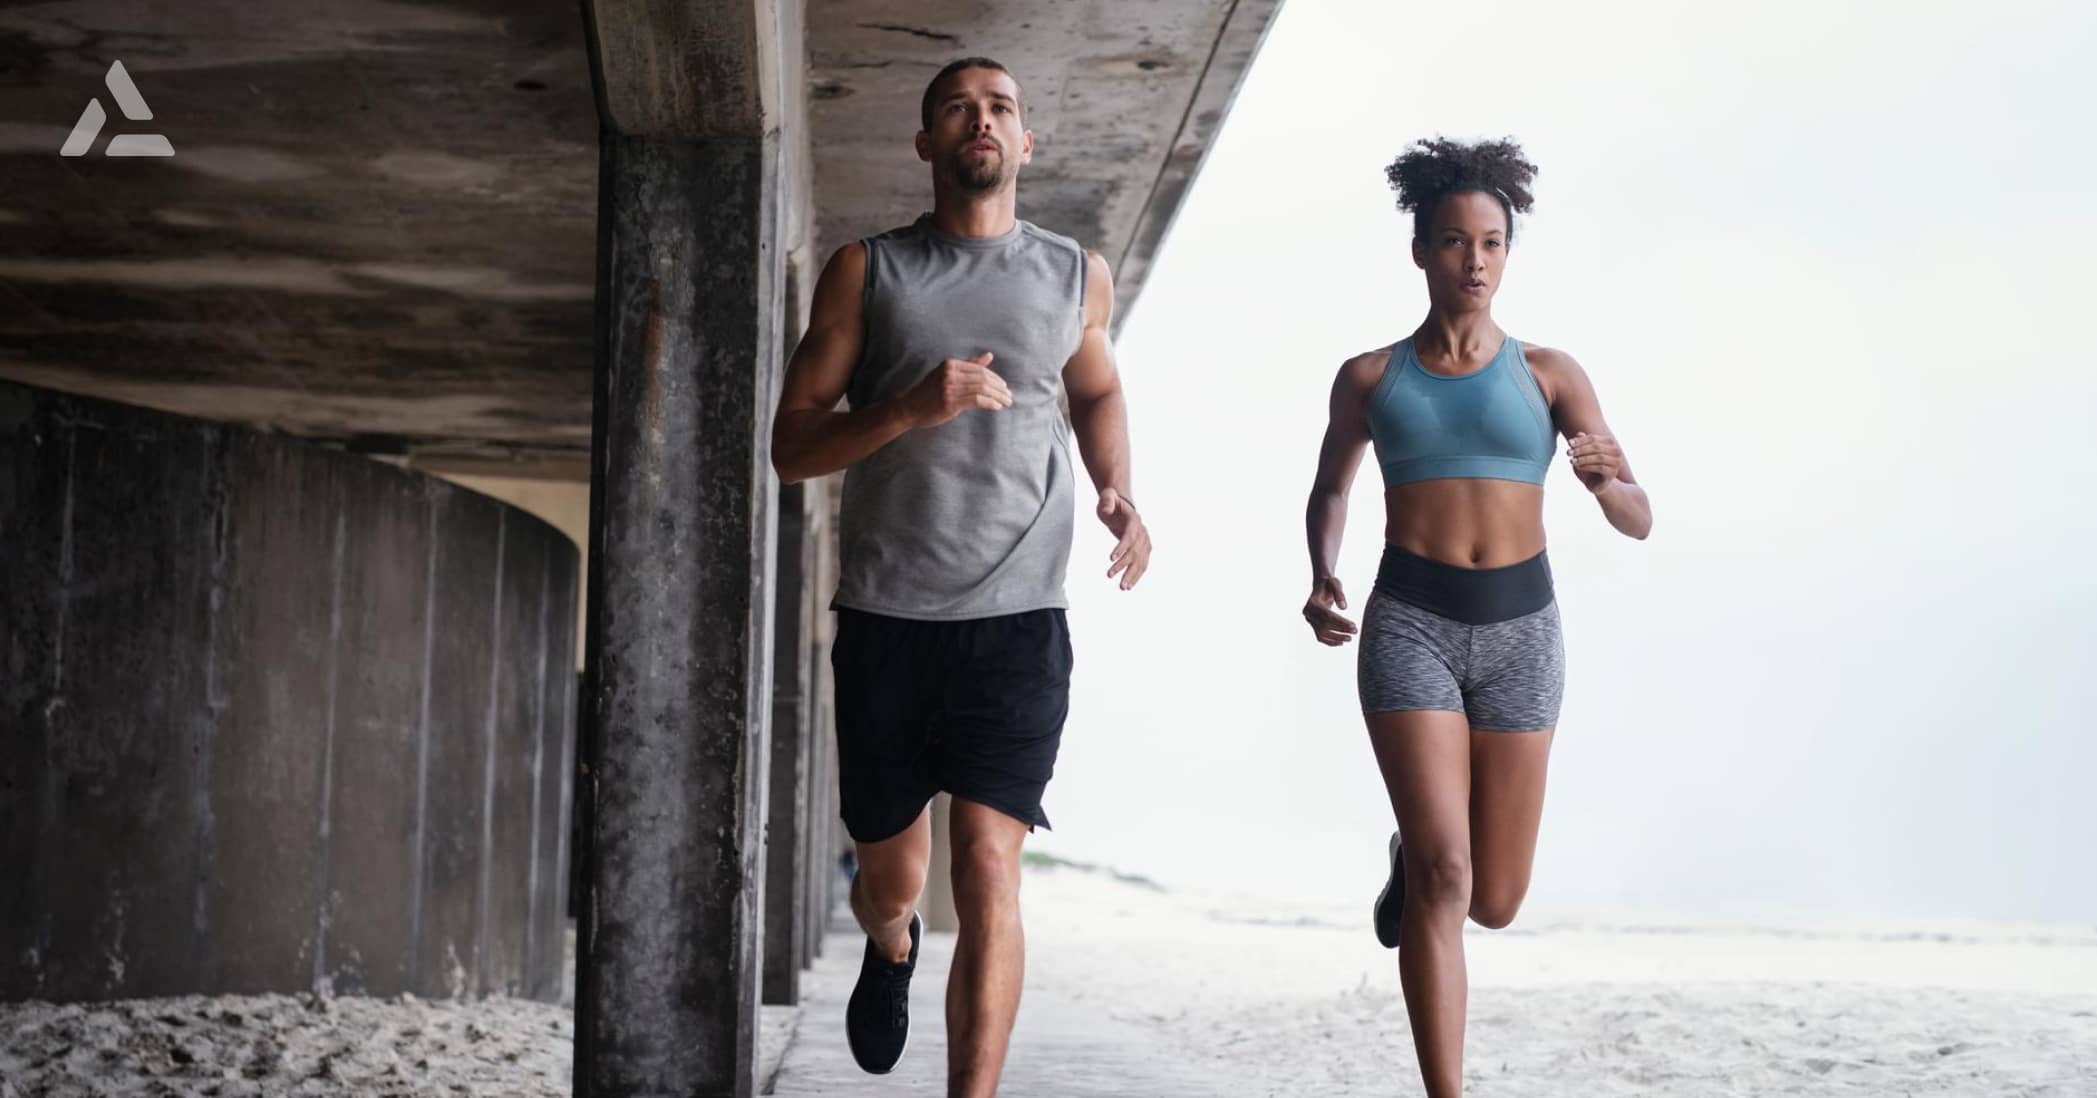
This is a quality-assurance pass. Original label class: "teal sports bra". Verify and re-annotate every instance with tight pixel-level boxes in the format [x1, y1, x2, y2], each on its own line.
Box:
[1367, 336, 1556, 488]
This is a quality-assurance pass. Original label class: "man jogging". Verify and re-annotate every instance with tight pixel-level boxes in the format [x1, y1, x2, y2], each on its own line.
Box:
[770, 56, 1150, 1097]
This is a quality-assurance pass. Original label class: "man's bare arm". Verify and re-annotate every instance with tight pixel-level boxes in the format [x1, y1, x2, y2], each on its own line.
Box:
[770, 243, 1012, 484]
[1062, 250, 1149, 589]
[1063, 251, 1130, 500]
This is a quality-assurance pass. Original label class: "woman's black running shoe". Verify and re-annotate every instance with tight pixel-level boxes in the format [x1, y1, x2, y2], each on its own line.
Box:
[1373, 832, 1405, 948]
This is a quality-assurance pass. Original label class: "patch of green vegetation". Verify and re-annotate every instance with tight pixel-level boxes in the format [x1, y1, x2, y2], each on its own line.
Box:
[1020, 850, 1165, 892]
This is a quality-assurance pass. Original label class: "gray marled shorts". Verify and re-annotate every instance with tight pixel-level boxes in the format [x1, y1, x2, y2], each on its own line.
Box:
[1357, 591, 1565, 732]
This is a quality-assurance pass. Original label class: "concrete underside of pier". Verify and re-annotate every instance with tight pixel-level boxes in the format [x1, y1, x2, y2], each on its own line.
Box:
[0, 0, 1279, 480]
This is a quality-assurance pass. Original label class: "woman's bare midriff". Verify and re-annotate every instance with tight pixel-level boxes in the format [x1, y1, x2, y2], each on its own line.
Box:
[1383, 479, 1547, 568]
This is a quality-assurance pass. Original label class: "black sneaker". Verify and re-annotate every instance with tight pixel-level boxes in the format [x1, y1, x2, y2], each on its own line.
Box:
[846, 911, 921, 1074]
[1373, 832, 1405, 948]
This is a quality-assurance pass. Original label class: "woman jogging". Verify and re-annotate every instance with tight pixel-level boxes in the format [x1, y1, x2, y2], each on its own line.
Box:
[1300, 136, 1653, 1096]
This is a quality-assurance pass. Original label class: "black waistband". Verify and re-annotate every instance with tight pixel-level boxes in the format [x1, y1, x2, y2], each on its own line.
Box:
[1372, 544, 1554, 625]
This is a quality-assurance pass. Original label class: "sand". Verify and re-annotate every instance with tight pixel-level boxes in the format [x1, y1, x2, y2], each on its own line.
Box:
[6, 865, 2094, 1096]
[774, 865, 2097, 1095]
[0, 990, 572, 1098]
[1197, 982, 2096, 1096]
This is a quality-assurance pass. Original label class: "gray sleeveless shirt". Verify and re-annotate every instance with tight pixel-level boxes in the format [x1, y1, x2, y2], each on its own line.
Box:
[834, 215, 1087, 621]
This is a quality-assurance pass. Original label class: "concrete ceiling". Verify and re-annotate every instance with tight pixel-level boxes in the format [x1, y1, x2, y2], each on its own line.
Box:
[0, 0, 1278, 480]
[806, 0, 1279, 322]
[0, 0, 600, 476]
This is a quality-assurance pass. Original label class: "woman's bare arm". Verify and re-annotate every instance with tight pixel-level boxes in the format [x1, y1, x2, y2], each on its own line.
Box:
[1525, 344, 1652, 540]
[1303, 351, 1387, 644]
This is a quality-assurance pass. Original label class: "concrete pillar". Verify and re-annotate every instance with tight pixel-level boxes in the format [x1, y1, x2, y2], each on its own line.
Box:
[761, 482, 814, 1006]
[574, 130, 783, 1098]
[804, 678, 832, 961]
[803, 715, 830, 961]
[919, 795, 961, 932]
[802, 676, 832, 960]
[803, 479, 842, 960]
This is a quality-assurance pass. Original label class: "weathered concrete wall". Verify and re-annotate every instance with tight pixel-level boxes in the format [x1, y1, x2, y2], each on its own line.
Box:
[0, 380, 578, 1005]
[439, 473, 589, 670]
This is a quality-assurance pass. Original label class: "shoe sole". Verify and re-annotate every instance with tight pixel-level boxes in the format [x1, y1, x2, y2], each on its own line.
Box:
[847, 1028, 909, 1076]
[1373, 832, 1404, 949]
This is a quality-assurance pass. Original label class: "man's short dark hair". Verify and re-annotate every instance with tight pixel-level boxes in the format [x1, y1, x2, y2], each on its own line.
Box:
[920, 57, 1022, 131]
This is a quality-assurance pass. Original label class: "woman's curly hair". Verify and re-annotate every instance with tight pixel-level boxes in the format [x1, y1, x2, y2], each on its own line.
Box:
[1384, 137, 1538, 241]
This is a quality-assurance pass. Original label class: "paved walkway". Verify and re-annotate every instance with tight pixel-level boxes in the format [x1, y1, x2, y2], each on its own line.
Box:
[766, 911, 1240, 1097]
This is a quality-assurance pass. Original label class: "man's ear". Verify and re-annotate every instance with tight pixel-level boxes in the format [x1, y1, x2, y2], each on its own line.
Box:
[915, 130, 931, 163]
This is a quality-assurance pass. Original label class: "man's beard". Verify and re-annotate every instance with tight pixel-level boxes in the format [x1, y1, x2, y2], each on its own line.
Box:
[951, 147, 1008, 192]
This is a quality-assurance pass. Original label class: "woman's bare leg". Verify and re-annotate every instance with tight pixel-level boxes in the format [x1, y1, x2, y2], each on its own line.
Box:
[1467, 728, 1554, 929]
[1368, 709, 1472, 1098]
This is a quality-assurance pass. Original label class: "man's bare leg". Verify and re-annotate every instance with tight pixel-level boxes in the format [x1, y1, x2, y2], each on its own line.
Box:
[944, 798, 1029, 1098]
[853, 808, 932, 961]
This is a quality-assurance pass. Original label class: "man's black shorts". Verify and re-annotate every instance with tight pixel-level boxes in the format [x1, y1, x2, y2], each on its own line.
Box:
[830, 606, 1072, 844]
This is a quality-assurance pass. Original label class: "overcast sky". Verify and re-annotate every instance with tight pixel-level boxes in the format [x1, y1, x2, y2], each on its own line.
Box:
[1032, 0, 2097, 927]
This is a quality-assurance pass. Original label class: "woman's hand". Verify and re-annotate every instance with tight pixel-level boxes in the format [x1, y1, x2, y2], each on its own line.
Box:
[1566, 431, 1623, 494]
[1303, 576, 1359, 646]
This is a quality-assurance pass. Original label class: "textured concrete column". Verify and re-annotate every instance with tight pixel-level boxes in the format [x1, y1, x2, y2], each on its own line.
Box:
[809, 704, 835, 954]
[575, 131, 782, 1098]
[802, 724, 827, 964]
[804, 483, 842, 962]
[761, 482, 814, 1005]
[919, 795, 960, 933]
[803, 674, 832, 964]
[800, 676, 829, 964]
